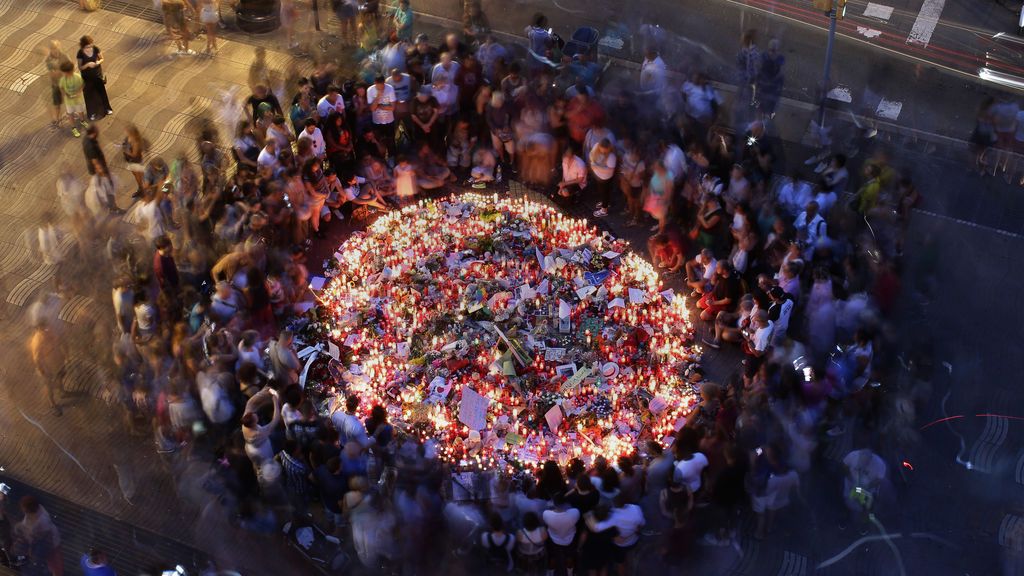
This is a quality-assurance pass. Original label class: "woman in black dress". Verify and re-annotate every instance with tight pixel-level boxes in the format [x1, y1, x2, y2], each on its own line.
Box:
[76, 35, 112, 121]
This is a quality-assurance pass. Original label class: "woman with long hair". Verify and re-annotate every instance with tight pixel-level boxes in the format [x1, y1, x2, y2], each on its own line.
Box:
[76, 35, 112, 121]
[122, 124, 146, 196]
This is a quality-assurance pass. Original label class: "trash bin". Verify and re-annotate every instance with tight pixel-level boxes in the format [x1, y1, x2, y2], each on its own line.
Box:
[236, 0, 280, 33]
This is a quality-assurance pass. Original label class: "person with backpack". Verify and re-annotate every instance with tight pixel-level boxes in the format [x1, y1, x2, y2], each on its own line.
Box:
[481, 513, 515, 572]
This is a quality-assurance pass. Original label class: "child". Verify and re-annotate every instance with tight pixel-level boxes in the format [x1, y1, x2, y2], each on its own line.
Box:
[58, 60, 87, 137]
[393, 156, 418, 204]
[469, 146, 497, 187]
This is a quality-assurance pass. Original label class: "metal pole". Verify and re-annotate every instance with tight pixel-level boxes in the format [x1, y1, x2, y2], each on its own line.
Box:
[819, 3, 837, 128]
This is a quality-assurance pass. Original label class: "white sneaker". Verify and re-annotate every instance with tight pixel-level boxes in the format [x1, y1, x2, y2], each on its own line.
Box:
[593, 206, 608, 217]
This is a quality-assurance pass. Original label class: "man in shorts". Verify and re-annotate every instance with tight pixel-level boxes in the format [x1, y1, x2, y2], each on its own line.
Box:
[162, 0, 195, 55]
[44, 40, 71, 129]
[58, 61, 87, 137]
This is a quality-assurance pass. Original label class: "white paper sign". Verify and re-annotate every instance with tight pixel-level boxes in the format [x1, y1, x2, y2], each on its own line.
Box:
[602, 251, 621, 259]
[544, 347, 566, 361]
[575, 285, 596, 300]
[396, 342, 410, 358]
[309, 276, 326, 291]
[628, 288, 646, 304]
[459, 387, 490, 431]
[545, 405, 563, 432]
[609, 297, 625, 309]
[660, 289, 675, 303]
[343, 333, 362, 347]
[328, 342, 341, 361]
[537, 279, 550, 295]
[558, 300, 571, 319]
[519, 284, 537, 300]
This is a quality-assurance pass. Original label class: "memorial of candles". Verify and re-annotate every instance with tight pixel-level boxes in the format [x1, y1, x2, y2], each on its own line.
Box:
[312, 193, 702, 471]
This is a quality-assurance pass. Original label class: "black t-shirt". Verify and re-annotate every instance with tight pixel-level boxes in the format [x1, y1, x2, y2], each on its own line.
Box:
[411, 96, 439, 125]
[712, 274, 742, 307]
[247, 93, 283, 122]
[83, 136, 106, 175]
[566, 488, 599, 516]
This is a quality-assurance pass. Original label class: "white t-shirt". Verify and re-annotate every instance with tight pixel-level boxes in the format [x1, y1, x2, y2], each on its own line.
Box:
[298, 127, 326, 158]
[366, 83, 396, 125]
[257, 147, 279, 171]
[542, 508, 580, 546]
[751, 320, 774, 353]
[673, 453, 709, 492]
[589, 144, 617, 181]
[562, 155, 587, 188]
[639, 56, 667, 94]
[778, 180, 813, 215]
[316, 94, 345, 119]
[771, 300, 794, 344]
[430, 61, 460, 87]
[593, 503, 645, 547]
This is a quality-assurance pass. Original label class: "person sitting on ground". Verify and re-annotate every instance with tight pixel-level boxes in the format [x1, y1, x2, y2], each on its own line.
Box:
[703, 296, 754, 349]
[414, 142, 452, 189]
[557, 146, 587, 202]
[696, 261, 742, 322]
[648, 230, 686, 274]
[469, 146, 498, 186]
[684, 248, 717, 297]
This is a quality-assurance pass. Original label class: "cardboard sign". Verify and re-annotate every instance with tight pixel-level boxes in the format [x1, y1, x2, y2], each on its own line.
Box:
[559, 366, 591, 394]
[459, 387, 490, 431]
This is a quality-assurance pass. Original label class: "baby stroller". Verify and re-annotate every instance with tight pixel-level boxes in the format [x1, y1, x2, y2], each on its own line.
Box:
[283, 518, 349, 574]
[561, 26, 599, 59]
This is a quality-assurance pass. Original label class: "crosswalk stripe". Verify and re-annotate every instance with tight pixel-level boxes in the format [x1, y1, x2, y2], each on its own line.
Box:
[907, 0, 946, 47]
[863, 2, 894, 21]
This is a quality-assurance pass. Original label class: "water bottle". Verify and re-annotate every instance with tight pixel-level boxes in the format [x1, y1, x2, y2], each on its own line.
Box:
[495, 165, 503, 183]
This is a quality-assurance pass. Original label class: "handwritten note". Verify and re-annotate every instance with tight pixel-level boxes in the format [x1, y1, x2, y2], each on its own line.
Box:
[559, 366, 591, 393]
[459, 387, 490, 431]
[628, 288, 646, 304]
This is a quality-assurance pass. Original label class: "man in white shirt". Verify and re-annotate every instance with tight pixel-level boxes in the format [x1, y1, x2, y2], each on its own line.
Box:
[557, 147, 587, 203]
[197, 367, 234, 431]
[430, 52, 460, 91]
[777, 172, 813, 217]
[639, 49, 667, 98]
[366, 75, 397, 158]
[316, 85, 345, 121]
[682, 72, 719, 124]
[542, 493, 580, 553]
[330, 394, 372, 449]
[589, 138, 617, 217]
[297, 118, 326, 159]
[768, 286, 794, 345]
[745, 310, 774, 358]
[589, 496, 645, 568]
[256, 139, 279, 176]
[793, 200, 827, 259]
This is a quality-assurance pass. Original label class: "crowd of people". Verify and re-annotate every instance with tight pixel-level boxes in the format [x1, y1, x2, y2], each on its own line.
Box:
[13, 4, 933, 574]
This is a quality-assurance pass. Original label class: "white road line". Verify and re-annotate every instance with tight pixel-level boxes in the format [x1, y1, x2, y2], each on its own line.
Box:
[907, 0, 946, 47]
[864, 2, 894, 21]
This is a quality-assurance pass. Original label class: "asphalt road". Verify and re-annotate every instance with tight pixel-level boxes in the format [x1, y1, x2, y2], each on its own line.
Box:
[414, 0, 1023, 139]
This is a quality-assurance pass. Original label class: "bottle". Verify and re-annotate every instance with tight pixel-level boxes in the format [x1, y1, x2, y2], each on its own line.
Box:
[496, 164, 503, 183]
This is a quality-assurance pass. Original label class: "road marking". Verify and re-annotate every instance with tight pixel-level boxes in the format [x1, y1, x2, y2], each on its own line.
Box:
[856, 26, 882, 39]
[876, 98, 903, 120]
[778, 551, 809, 575]
[907, 0, 946, 47]
[864, 2, 894, 21]
[1000, 514, 1024, 551]
[827, 85, 852, 102]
